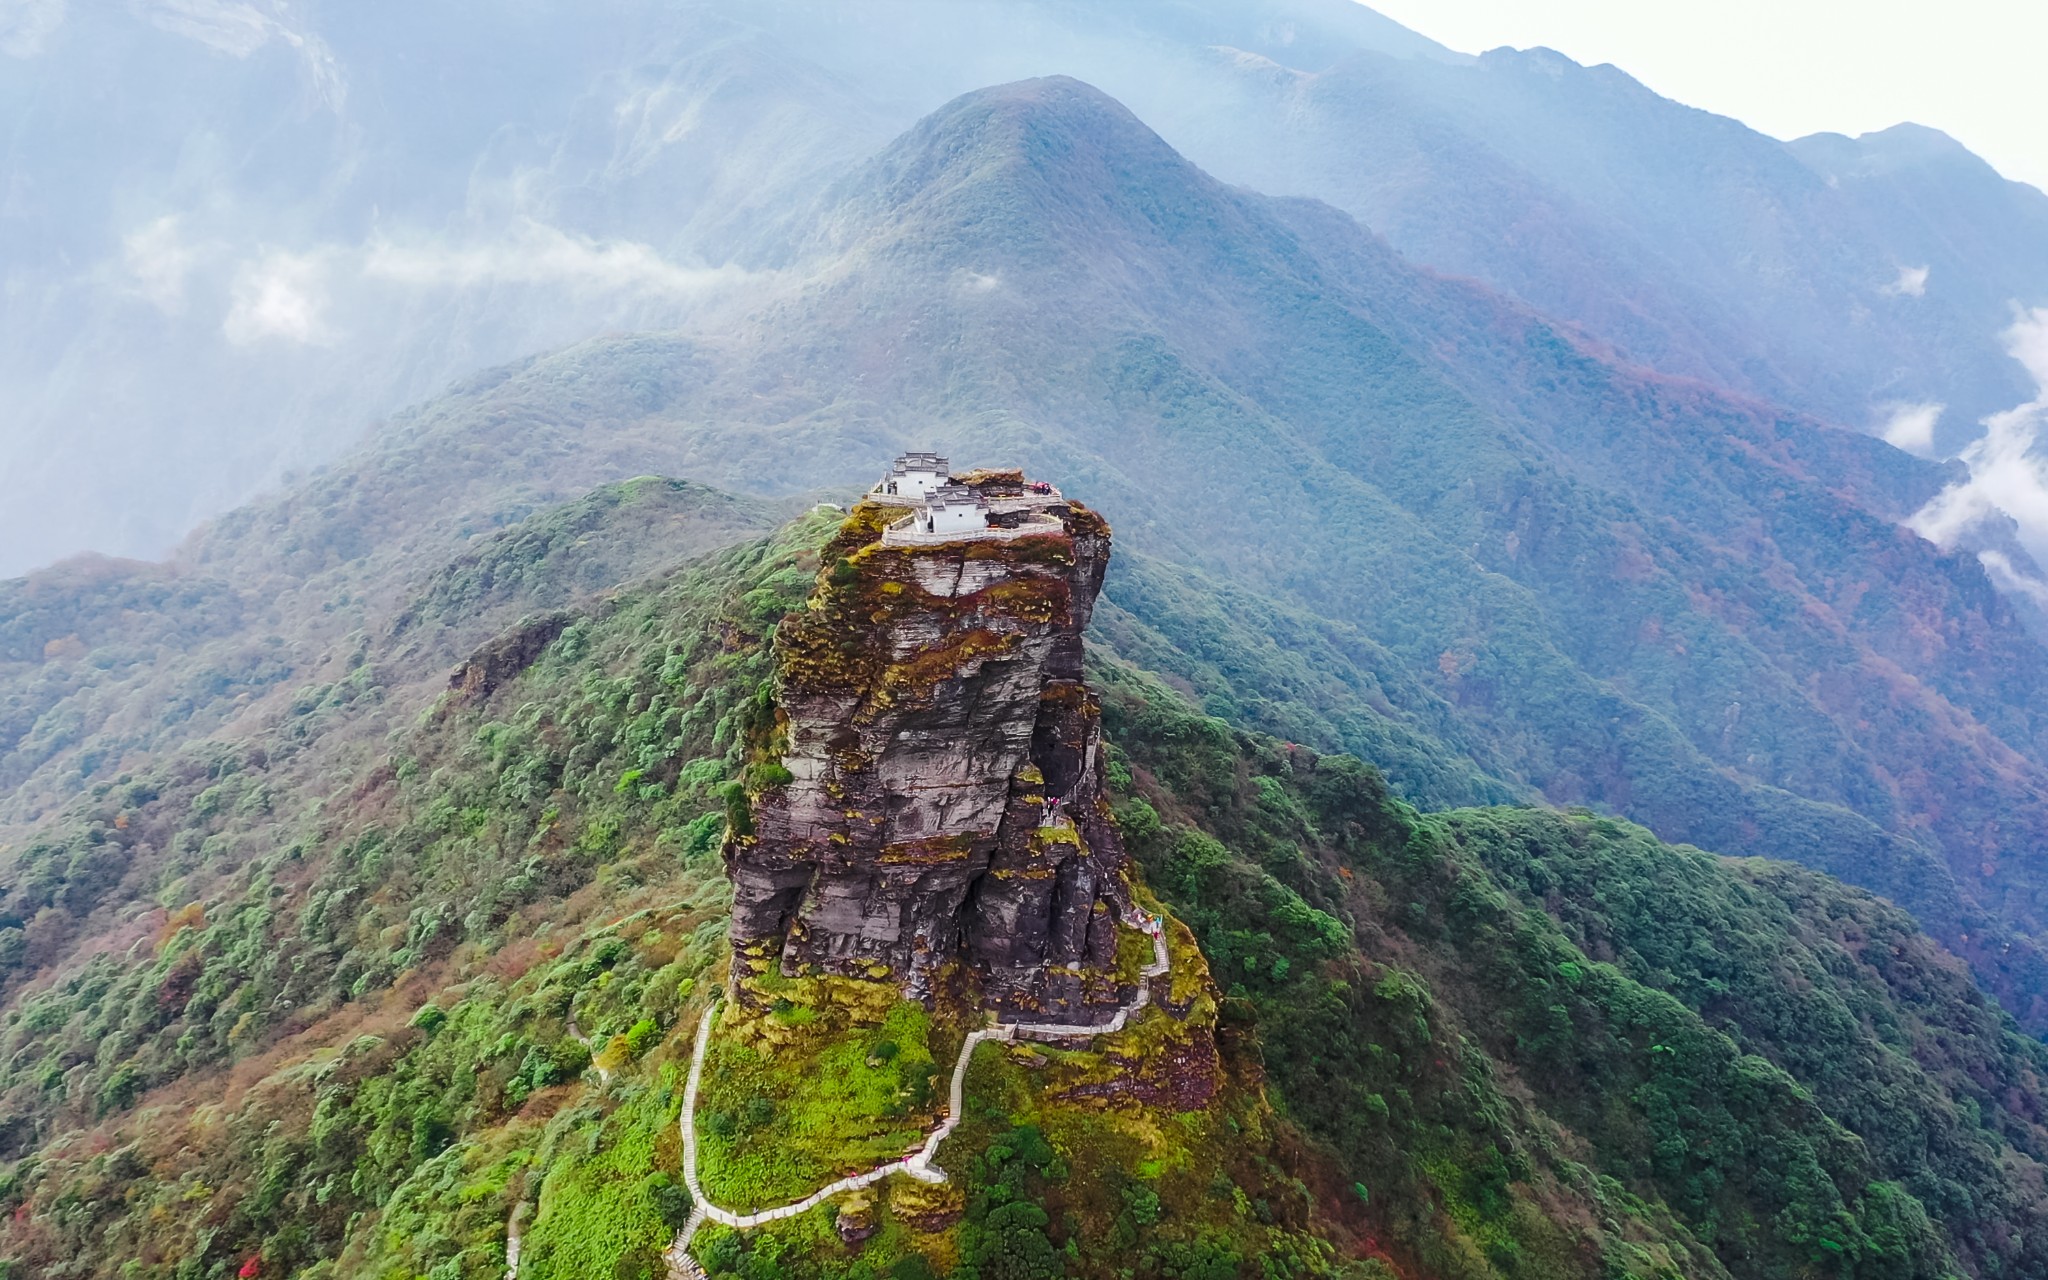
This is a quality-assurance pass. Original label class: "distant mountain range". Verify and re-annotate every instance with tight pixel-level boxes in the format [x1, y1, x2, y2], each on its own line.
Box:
[15, 21, 2048, 1271]
[13, 71, 2048, 1039]
[9, 0, 2048, 577]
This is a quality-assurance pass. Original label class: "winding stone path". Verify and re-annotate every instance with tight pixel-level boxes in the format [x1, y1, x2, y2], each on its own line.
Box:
[669, 914, 1171, 1264]
[503, 1201, 525, 1280]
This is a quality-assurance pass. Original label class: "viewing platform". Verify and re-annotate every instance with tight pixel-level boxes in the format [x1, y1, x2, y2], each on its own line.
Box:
[865, 451, 1071, 547]
[880, 509, 1065, 547]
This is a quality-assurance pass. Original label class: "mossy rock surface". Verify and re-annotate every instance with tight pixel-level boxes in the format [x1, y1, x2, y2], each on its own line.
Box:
[699, 979, 946, 1209]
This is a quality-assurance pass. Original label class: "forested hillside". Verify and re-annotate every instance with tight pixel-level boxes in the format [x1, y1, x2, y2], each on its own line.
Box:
[0, 477, 780, 836]
[16, 76, 2041, 1033]
[11, 3, 2048, 1278]
[17, 0, 2048, 576]
[4, 497, 2046, 1279]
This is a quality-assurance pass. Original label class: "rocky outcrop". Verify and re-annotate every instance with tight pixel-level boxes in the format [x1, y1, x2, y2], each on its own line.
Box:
[725, 473, 1134, 1020]
[447, 610, 575, 702]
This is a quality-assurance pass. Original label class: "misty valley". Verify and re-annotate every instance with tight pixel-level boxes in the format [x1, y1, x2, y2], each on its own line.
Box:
[6, 4, 2048, 1280]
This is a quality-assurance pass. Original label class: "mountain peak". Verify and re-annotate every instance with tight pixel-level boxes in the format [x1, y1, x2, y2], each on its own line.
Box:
[1791, 120, 2010, 185]
[946, 71, 1126, 113]
[812, 75, 1236, 271]
[861, 74, 1182, 192]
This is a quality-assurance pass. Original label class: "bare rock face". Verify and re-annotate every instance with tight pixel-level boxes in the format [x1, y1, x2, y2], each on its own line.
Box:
[447, 610, 574, 703]
[725, 475, 1133, 1020]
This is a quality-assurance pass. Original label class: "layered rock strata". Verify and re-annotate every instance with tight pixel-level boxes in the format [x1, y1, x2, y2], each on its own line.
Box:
[726, 472, 1133, 1019]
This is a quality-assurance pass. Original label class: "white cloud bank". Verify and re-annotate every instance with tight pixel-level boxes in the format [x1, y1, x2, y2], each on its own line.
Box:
[1908, 309, 2048, 590]
[223, 249, 331, 345]
[1978, 548, 2048, 611]
[1880, 401, 1943, 456]
[165, 219, 757, 348]
[363, 220, 753, 297]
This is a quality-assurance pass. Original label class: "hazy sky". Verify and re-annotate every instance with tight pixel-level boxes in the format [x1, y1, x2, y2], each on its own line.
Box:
[1363, 0, 2048, 193]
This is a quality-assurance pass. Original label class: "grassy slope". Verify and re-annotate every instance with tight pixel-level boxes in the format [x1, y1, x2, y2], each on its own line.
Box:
[694, 980, 945, 1210]
[2, 505, 2046, 1278]
[0, 504, 828, 1279]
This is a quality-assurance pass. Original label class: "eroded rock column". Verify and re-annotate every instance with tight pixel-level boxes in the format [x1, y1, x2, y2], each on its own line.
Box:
[725, 478, 1131, 1020]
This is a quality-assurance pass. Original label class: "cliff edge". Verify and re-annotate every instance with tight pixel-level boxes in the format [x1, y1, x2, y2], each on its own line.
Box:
[726, 471, 1134, 1020]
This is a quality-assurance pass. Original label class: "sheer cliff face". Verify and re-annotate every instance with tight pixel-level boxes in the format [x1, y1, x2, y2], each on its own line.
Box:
[726, 484, 1130, 1017]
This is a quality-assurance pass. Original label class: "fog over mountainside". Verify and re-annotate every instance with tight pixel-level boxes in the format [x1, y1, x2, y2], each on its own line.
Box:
[16, 17, 2048, 1274]
[0, 1, 888, 572]
[10, 0, 2048, 584]
[17, 73, 2048, 1034]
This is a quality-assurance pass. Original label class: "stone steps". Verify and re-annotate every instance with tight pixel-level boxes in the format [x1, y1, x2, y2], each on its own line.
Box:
[667, 916, 1171, 1267]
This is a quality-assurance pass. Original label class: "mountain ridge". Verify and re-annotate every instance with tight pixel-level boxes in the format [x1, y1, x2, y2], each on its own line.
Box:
[15, 15, 2048, 1279]
[18, 74, 2048, 1030]
[15, 1, 2048, 578]
[7, 478, 2048, 1278]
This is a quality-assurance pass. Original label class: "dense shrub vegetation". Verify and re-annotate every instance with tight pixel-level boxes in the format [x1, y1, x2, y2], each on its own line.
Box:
[4, 500, 2047, 1279]
[1098, 658, 2048, 1279]
[0, 512, 830, 1278]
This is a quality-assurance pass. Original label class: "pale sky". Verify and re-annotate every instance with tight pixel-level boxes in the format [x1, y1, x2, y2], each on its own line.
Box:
[1361, 0, 2048, 193]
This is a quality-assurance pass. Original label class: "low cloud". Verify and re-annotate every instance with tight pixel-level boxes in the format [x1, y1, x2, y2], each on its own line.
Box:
[0, 0, 65, 57]
[223, 249, 331, 345]
[1884, 264, 1931, 298]
[122, 216, 198, 314]
[1977, 549, 2048, 611]
[116, 218, 754, 352]
[1909, 308, 2048, 563]
[363, 220, 749, 297]
[2009, 304, 2048, 385]
[1879, 401, 1943, 457]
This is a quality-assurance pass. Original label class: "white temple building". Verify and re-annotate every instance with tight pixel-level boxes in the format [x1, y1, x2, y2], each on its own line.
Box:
[874, 452, 950, 501]
[870, 451, 1066, 547]
[916, 482, 990, 535]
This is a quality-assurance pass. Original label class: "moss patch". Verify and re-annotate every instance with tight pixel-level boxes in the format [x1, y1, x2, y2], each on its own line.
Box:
[698, 979, 948, 1210]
